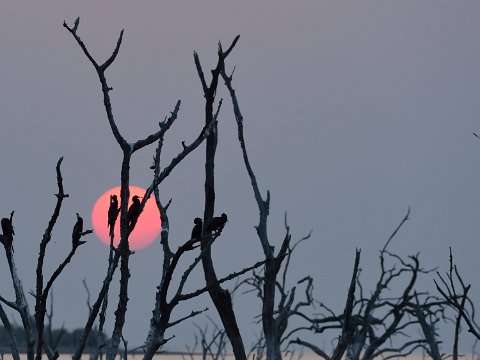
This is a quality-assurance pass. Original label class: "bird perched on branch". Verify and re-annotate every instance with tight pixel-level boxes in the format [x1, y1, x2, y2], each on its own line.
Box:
[127, 195, 142, 232]
[1, 217, 14, 237]
[1, 217, 14, 250]
[191, 217, 203, 241]
[72, 213, 84, 247]
[206, 213, 228, 234]
[108, 194, 119, 239]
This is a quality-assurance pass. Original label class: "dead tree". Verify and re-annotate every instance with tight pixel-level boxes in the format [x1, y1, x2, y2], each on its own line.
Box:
[0, 211, 30, 360]
[0, 158, 92, 360]
[34, 158, 92, 360]
[45, 291, 66, 357]
[81, 279, 107, 360]
[142, 127, 268, 359]
[63, 20, 141, 359]
[239, 222, 314, 360]
[64, 18, 207, 360]
[64, 19, 269, 360]
[287, 249, 360, 360]
[220, 58, 313, 360]
[436, 248, 480, 358]
[183, 319, 229, 360]
[290, 210, 446, 360]
[193, 36, 249, 360]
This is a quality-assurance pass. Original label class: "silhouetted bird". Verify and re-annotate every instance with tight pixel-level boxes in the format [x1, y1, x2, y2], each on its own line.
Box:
[1, 218, 14, 237]
[1, 217, 14, 250]
[72, 213, 83, 247]
[127, 195, 142, 231]
[191, 217, 203, 241]
[206, 213, 228, 234]
[108, 194, 120, 239]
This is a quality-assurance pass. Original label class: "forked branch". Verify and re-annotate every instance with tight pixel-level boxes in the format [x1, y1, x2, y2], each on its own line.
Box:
[435, 248, 480, 341]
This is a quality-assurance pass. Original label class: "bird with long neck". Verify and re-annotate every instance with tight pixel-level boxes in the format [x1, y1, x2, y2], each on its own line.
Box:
[107, 194, 120, 239]
[72, 213, 84, 247]
[206, 213, 228, 235]
[1, 217, 14, 251]
[191, 217, 203, 241]
[127, 195, 142, 232]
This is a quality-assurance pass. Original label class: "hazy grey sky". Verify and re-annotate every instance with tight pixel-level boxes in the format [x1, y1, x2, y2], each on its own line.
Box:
[1, 0, 479, 352]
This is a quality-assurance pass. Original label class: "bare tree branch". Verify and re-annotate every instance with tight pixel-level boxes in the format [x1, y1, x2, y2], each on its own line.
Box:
[436, 248, 480, 341]
[167, 308, 209, 329]
[64, 19, 128, 151]
[0, 302, 20, 360]
[222, 55, 316, 360]
[198, 35, 246, 360]
[34, 158, 90, 360]
[2, 218, 32, 360]
[413, 292, 441, 360]
[72, 251, 120, 360]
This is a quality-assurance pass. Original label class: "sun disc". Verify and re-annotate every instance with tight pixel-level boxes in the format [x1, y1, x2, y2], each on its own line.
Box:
[91, 186, 161, 250]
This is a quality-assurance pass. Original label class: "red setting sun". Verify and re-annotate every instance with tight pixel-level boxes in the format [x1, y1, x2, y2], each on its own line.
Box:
[91, 186, 161, 250]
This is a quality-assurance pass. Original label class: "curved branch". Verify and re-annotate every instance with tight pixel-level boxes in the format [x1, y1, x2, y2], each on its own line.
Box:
[132, 100, 181, 153]
[101, 29, 124, 71]
[64, 19, 128, 150]
[176, 258, 268, 303]
[290, 338, 331, 360]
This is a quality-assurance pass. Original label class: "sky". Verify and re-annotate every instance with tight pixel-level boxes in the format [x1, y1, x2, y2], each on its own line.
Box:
[1, 0, 480, 354]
